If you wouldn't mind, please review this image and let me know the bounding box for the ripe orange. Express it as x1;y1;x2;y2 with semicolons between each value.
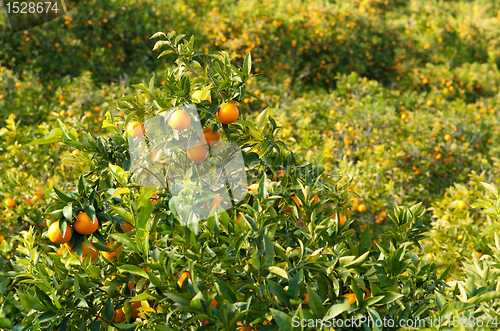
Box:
126;122;145;139
380;211;387;218
177;271;190;287
343;293;356;305
0;235;4;244
122;300;144;320
122;220;134;232
169;109;191;130
276;169;286;178
150;148;159;162
217;103;239;124
48;221;73;244
209;196;221;210
102;242;121;261
74;212;99;235
151;193;158;206
313;194;319;204
358;204;367;212
65;241;99;262
187;144;207;162
291;195;301;208
334;213;347;227
444;134;452;142
236;322;252;331
303;293;309;304
201;127;221;146
457;200;467;210
5;198;15;209
113;309;126;323
26;198;33;206
35;193;43;201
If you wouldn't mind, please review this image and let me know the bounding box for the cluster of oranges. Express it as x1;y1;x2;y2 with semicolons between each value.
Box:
127;97;239;163
47;212;100;261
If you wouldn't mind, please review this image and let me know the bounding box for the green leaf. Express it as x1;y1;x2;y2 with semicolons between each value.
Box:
109;233;140;254
268;266;288;279
267;279;290;307
117;265;149;279
375;292;404;305
481;182;498;197
307;284;325;318
62;203;73;221
270;309;292;331
325;303;354;318
256;108;269;129
287;269;303;300
439;302;475;321
109;164;127;187
111;188;131;199
130;293;158;302
243;53;252;77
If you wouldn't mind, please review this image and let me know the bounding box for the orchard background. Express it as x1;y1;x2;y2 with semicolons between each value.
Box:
1;0;500;330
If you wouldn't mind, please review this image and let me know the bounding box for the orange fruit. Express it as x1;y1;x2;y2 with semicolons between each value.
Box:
122;220;134;232
358;285;371;299
217;103;239;124
169;109;191;130
201;127;221;146
26;198;33;206
457;200;467;210
209;196;221;210
74;212;99;235
102;242;121;261
303;293;309;304
122;301;143;320
343;293;356;305
4;198;15;209
48;221;73;244
0;235;4;244
150;148;159;162
444;134;452;142
276;169;286;178
35;193;43;201
113;309;126;323
236;322;252;331
177;271;190;287
151;193;158;206
334;213;347;227
358;204;367;213
56;245;67;256
187;144;207;162
313;194;319;204
291;195;301;208
126;122;145;139
380;211;387;218
65;241;99;262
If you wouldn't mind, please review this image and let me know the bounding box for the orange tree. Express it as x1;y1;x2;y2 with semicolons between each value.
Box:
0;32;480;330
